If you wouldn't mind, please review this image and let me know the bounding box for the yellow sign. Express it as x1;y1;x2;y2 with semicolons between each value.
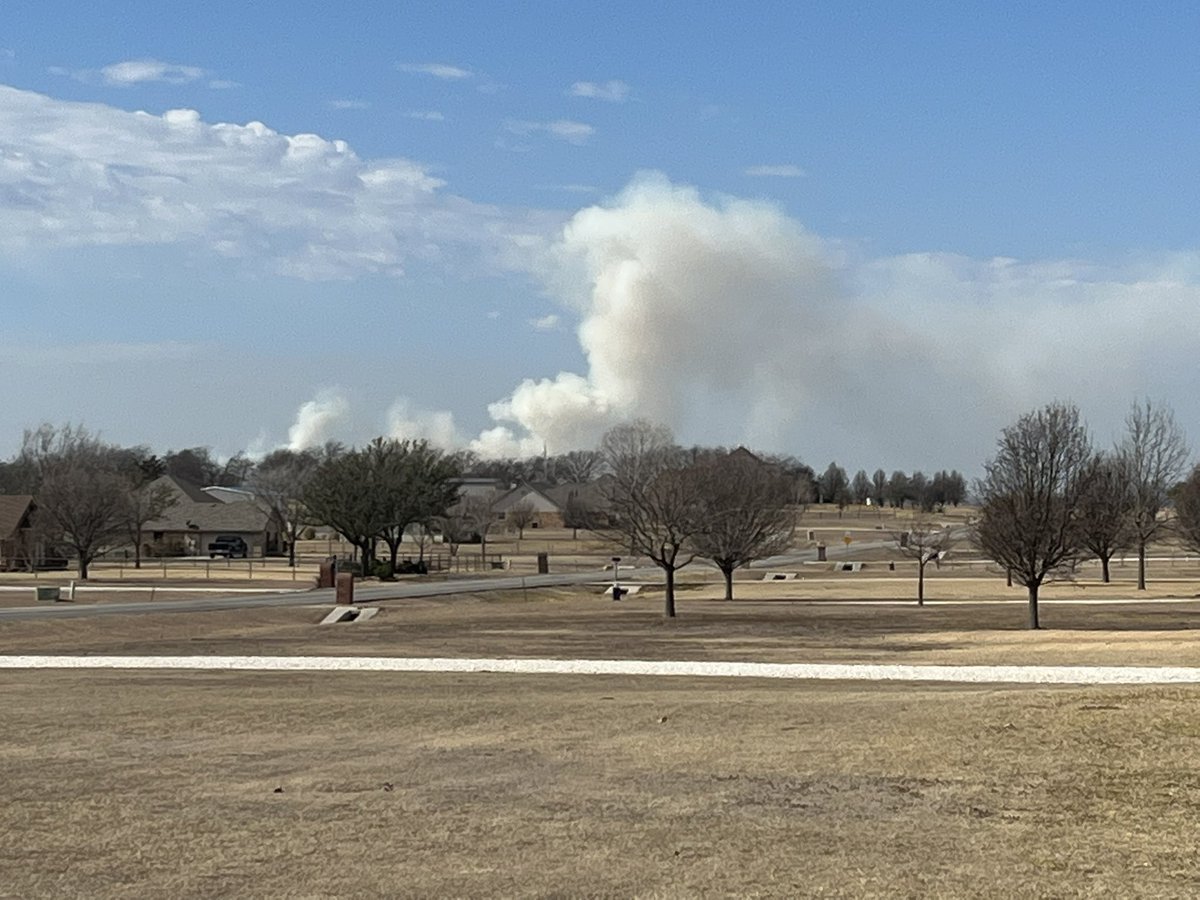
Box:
843;534;852;546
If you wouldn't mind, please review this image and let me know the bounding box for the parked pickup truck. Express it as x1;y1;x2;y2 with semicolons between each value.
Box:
208;535;249;559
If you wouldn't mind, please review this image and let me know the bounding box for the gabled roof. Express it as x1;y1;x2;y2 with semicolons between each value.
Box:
143;476;271;533
494;483;560;514
166;475;222;505
0;495;34;539
541;480;611;510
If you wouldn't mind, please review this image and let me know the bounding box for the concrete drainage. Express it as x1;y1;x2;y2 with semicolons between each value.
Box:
319;606;380;626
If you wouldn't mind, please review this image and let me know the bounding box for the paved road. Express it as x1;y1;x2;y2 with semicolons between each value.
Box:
0;538;891;623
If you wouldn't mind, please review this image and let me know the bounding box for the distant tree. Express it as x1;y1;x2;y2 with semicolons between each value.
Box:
974;402;1095;629
895;519;955;605
508;500;536;539
887;471;910;509
216;452;255;487
562;493;596;539
555;449;605;483
123;476;177;570
437;510;473;558
1171;464;1200;559
943;470;967;506
22;425;131;579
459;491;500;561
851;470;871;506
249;448;320;567
0;455;37;494
818;462;848;506
910;471;933;512
371;439;461;571
601;420;704;618
765;455;816;507
692;453;796;601
871;469;888;508
302;445;389;575
1117;399;1190;591
163;447;222;485
1075;453;1135;583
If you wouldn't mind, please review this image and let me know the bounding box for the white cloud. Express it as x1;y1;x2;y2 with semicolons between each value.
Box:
207;79;240;90
405;110;445;121
504;119;594;145
99;59;206;86
529;313;560;331
397;62;471;80
329;98;370;110
744;164;805;178
0;84;512;280
569;80;629;102
287;389;349;450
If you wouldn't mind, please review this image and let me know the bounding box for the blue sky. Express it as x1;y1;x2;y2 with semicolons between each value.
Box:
2;2;1199;472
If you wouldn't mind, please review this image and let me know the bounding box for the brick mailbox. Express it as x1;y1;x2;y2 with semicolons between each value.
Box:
335;572;355;605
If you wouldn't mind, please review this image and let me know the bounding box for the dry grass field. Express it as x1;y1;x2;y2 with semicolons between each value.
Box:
6;584;1200;897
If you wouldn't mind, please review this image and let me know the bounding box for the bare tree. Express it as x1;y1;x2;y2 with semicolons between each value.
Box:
894;519;955;605
437;512;471;558
123;478;177;570
1171;464;1200;557
460;491;499;562
974;403;1095;629
601;421;704;618
851;470;871;506
1075;453;1134;583
887;471;910;509
22;425;131;579
692;453;796;601
249;449;319;567
562;493;595;539
507;500;536;539
556;449;605;483
1117;399;1190;590
818;462;848;507
871;469;888;508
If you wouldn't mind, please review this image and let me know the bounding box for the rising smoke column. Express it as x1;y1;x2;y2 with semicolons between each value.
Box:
480;174;852;454
286;389;349;450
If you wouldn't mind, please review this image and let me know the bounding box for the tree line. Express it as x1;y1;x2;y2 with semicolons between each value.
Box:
976;399;1197;628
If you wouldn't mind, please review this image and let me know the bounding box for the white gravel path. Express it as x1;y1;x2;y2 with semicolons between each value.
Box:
3;655;1200;684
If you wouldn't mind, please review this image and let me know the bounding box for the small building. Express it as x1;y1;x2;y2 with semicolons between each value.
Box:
0;494;36;571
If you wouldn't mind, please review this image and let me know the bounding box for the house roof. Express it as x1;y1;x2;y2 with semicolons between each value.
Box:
541;480;611;510
494;484;560;514
143;476;271;533
0;495;34;539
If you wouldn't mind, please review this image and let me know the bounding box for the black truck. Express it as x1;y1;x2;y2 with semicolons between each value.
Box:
208;535;249;558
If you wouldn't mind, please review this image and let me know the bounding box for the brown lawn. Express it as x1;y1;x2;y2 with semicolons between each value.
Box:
4;590;1200;897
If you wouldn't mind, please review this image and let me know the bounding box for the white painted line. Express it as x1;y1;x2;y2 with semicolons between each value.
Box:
2;655;1200;684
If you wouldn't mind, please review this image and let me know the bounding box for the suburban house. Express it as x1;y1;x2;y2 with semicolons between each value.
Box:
493;484;564;529
491;480;612;531
139;475;279;557
0;494;36;570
